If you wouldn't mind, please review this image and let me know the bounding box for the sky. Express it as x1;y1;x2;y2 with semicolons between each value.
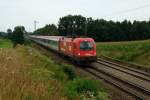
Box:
0;0;150;32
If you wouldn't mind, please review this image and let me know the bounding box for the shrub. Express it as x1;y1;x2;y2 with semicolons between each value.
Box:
62;64;76;80
96;91;110;100
64;78;104;99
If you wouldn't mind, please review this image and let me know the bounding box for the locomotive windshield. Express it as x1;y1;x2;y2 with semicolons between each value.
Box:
80;41;94;50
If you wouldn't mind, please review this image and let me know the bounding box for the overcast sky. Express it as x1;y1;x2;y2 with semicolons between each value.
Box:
0;0;150;32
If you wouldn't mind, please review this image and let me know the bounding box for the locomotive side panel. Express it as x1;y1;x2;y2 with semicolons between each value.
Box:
60;38;74;57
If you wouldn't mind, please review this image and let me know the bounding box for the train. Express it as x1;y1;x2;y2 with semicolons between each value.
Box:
30;35;97;63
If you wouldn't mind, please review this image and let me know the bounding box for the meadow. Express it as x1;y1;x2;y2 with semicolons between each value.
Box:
96;40;150;69
0;38;12;48
0;44;109;100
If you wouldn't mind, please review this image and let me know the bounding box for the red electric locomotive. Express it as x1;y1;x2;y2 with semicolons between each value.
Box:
30;35;97;63
59;37;97;63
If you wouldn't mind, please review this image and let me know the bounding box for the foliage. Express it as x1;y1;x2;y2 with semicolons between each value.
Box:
33;24;59;36
87;19;150;42
96;92;110;100
64;78;104;99
12;26;25;47
57;15;150;41
58;15;86;37
0;32;7;38
62;64;76;80
31;14;150;41
7;29;13;39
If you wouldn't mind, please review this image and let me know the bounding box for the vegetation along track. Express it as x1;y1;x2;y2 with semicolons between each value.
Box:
31;42;150;99
85;58;150;100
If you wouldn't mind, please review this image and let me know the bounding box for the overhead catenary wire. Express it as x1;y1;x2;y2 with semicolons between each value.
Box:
102;3;150;18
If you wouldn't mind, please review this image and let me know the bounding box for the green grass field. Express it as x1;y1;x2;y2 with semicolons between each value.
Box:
0;38;12;48
96;40;150;69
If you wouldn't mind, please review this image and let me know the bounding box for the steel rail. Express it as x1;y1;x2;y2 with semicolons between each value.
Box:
85;66;150;100
97;59;150;83
98;57;150;77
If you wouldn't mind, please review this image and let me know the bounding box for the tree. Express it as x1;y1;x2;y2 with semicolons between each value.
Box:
58;15;86;37
33;24;59;36
7;29;13;39
12;26;25;47
0;32;7;38
34;14;150;42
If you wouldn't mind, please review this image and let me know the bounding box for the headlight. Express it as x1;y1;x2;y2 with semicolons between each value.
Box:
78;53;80;56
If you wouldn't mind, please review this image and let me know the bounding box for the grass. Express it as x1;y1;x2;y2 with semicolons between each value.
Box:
64;78;107;99
0;45;65;100
96;40;150;69
0;45;110;100
0;38;12;48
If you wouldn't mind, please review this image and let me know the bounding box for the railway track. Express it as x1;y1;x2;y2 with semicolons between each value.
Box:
100;56;150;73
98;58;150;77
97;58;150;82
85;59;150;100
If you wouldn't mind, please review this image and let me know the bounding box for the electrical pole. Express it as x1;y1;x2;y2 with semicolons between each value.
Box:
34;20;38;31
85;19;87;37
72;21;75;38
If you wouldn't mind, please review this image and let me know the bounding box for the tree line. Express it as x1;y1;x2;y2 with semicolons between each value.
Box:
0;32;7;38
34;24;59;36
5;15;150;43
33;15;150;42
87;19;150;41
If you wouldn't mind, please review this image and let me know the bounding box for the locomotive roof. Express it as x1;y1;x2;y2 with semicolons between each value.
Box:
73;38;94;42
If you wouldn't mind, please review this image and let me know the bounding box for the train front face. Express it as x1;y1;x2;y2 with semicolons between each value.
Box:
74;38;97;63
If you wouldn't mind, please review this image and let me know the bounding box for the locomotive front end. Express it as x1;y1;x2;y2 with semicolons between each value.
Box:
74;38;97;63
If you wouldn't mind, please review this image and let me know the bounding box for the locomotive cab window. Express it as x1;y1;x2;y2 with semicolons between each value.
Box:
80;41;94;50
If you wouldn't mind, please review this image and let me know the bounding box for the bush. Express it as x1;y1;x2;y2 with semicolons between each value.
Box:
12;26;25;47
64;78;104;99
62;64;76;80
96;92;110;100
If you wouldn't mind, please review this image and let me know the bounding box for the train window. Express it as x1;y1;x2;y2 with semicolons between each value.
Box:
80;41;94;50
